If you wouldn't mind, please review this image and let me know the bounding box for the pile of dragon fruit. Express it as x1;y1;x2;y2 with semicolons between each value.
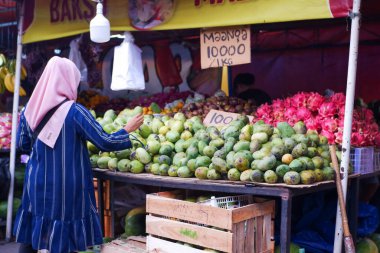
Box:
0;113;13;150
255;92;380;147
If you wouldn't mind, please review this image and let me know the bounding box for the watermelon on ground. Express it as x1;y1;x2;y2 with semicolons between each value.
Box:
357;238;379;253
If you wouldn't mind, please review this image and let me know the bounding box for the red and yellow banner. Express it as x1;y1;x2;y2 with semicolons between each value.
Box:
22;0;351;44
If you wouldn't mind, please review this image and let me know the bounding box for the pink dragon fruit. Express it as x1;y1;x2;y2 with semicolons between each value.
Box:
284;97;293;108
271;99;284;110
351;132;366;147
307;92;325;112
335;130;343;144
321;130;336;144
374;133;380;147
291;92;309;107
330;93;346;107
339;106;345;118
296;107;312;120
304;117;321;131
256;104;272;118
273;110;285;122
284;107;298;120
319;102;338;118
370;122;379;133
254;90;380;147
321;118;338;132
363;108;375;121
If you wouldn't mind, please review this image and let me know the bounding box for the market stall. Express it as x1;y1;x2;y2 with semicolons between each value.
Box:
4;0;380;252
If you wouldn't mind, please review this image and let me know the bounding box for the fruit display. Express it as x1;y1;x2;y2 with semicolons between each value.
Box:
88;109;348;185
79;90;190;116
94;98;131;114
128;90;193;108
0;53;27;96
77;90;110;109
181;91;256;119
255;91;380;147
0;113;13;150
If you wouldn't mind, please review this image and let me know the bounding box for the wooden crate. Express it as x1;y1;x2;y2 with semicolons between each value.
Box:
146;191;275;253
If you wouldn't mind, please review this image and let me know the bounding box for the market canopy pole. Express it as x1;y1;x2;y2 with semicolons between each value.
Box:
6;0;24;241
333;0;362;252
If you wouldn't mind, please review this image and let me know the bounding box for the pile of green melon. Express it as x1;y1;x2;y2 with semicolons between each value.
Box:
89;110;351;185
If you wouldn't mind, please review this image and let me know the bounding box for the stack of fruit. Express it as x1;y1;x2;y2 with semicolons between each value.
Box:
181;95;256;119
255;91;380;147
88;108;348;185
0;113;13;150
0;53;27;96
77;90;109;109
128;90;192;108
142;101;185;115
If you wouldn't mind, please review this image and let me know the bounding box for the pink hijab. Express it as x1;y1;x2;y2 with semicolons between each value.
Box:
24;56;81;148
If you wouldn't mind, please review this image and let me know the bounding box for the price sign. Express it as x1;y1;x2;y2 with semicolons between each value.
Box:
203;110;254;127
200;26;251;69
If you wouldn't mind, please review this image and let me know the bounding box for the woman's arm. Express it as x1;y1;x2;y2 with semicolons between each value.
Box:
74;104;142;152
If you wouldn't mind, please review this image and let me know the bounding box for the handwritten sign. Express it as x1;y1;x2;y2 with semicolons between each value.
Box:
203;110;254;127
200;26;251;69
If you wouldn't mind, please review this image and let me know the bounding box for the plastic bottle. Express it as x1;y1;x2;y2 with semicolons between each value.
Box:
299;249;305;253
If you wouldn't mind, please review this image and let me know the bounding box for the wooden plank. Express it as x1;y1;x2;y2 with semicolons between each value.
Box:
232;224;238;253
255;217;263;253
146;215;233;253
147;236;206;253
245;219;255;253
147;194;233;230
232;201;275;224
270;213;275;252
235;222;245;253
105;180;110;209
264;214;272;251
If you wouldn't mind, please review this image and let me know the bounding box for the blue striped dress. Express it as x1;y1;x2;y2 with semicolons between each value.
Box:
13;103;132;253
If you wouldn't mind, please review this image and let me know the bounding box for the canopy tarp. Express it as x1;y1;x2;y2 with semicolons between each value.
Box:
22;0;352;44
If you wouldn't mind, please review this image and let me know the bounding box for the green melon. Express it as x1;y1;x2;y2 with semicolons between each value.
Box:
357;238;379;253
123;206;146;237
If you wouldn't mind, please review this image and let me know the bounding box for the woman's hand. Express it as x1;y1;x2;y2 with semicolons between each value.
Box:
124;114;144;133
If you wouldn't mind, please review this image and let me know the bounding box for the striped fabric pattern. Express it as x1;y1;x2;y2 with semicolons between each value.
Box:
13;103;132;253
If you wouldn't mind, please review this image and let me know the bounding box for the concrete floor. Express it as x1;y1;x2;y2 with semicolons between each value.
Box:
0;241;19;253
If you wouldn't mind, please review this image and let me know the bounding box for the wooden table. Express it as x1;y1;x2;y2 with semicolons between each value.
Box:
92;169;362;253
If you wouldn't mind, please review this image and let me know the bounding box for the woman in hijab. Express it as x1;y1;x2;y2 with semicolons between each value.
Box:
13;57;143;253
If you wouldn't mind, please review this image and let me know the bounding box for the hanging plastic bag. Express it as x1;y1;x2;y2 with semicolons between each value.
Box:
68;37;87;82
111;32;145;91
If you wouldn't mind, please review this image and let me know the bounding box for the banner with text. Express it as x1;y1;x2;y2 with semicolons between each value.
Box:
23;0;351;44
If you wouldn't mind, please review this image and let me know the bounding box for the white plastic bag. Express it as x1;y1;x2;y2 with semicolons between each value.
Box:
68;37;87;83
111;32;145;91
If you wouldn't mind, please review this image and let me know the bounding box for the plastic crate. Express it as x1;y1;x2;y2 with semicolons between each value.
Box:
199;195;254;209
146;191;275;253
350;147;374;174
374;149;380;172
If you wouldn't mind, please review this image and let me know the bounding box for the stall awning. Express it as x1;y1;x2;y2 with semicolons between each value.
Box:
22;0;352;44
